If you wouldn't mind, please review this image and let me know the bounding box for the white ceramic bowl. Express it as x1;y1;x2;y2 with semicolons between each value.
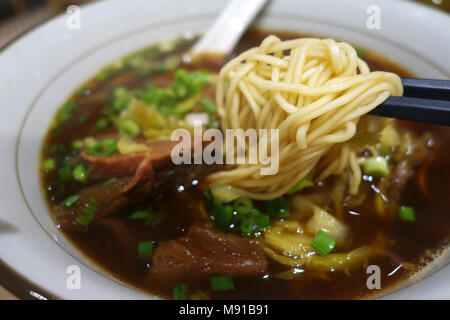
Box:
0;0;449;299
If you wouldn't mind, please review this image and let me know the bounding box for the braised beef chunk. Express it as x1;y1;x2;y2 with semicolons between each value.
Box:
52;177;134;230
52;148;219;231
387;133;432;212
146;223;268;289
81;140;179;178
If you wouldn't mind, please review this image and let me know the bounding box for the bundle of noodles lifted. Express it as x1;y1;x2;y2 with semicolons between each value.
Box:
205;36;405;277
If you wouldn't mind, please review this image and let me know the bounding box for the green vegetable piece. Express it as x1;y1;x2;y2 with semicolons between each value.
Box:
210;199;233;231
191;70;211;86
72;140;84;149
58;166;72;181
265;197;290;217
95;118;108;131
112;87;133;111
233;196;253;216
398;206;416;222
73;164;88;182
240;209;270;236
310;230;336;255
173;283;189;300
75;197;100;226
137;241;154;260
362;156;389;177
209;276;234;291
119;119;140;138
129;210;149;220
43;158;56;171
200;98;217;114
62;195;80;208
356;47;368;58
85;139;118;157
58;101;76;121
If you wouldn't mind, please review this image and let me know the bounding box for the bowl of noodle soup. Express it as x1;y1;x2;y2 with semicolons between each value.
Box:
0;0;449;300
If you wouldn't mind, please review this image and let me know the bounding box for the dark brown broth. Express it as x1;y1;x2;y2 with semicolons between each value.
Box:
41;29;450;299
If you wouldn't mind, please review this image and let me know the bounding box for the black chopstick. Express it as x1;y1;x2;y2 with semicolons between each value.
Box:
369;78;450;126
401;77;450;101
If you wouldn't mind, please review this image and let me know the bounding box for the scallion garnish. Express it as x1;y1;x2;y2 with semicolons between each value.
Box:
73;164;88;182
265;197;290;218
239;209;270;236
209;276;234;291
362;156;389;177
58;101;76;122
398;206;415;222
173;283;189;300
75;197;100;226
58;166;72;181
62;194;80;208
85;139;118;157
200;98;217;114
72;139;84;149
137;241;154;260
233;196;253;216
129;210;149;220
119;119;140;138
310;230;336;255
95;118;108;131
43;158;56;171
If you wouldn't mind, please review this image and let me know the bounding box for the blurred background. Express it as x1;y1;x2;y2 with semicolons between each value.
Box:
0;0;448;49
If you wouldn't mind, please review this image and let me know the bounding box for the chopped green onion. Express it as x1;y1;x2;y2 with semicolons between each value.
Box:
173;69;198;97
159;55;180;72
209;276;234;291
191;70;211;86
265;197;290;218
75;197;100;226
58;166;72;181
43;158;56;171
200;98;217;114
72;139;84;149
376;143;392;160
240;209;270;236
112;87;133;111
137;241;154;260
287;178;313;195
129;210;149;220
398;206;415;222
62;194;80;208
362;156;389;177
95;118;108;131
84;137;97;148
210;199;234;231
173;283;189;300
173;93;200;116
310;230;336;255
233;196;253;216
119;119;140;138
73;164;88;182
356;47;368;58
85;139;118;157
58;101;76;121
